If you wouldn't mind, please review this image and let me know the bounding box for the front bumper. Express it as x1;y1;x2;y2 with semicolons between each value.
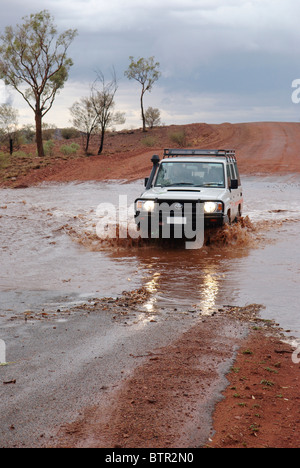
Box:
134;199;225;238
203;212;225;227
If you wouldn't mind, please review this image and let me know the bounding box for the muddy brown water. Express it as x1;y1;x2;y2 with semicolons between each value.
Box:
1;175;300;340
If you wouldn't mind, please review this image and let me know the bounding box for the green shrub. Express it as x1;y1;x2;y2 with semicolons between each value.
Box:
44;140;55;156
12;151;30;159
169;130;187;147
43;128;56;141
141;136;157;147
0;152;9;169
61;127;80;139
18;125;35;144
60;142;80;155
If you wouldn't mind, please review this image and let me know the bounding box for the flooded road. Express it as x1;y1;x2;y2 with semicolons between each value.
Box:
1;175;300;338
1;174;300;448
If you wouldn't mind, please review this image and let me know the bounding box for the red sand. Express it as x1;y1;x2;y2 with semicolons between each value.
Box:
4;122;300;188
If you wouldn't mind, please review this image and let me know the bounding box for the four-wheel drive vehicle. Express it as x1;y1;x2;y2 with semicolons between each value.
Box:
134;149;243;238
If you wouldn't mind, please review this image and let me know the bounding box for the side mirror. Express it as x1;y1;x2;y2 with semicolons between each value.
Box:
144;177;149;187
230;179;238;190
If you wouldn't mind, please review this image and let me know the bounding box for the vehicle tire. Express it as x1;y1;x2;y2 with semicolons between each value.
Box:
224;210;231;225
233;206;242;223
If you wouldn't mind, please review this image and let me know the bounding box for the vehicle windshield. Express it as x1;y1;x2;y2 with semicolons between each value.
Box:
155;162;225;188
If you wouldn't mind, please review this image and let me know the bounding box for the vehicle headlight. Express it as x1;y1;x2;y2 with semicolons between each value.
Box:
144;200;155;212
136;200;155;212
204;202;222;214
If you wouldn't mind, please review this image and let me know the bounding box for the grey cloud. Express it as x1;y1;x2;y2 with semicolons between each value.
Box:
0;0;299;126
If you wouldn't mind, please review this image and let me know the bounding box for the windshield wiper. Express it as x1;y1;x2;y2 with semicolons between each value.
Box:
163;182;197;187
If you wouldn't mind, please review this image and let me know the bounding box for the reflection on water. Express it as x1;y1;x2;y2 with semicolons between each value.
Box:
117;243;248;321
1;176;300;338
201;271;220;315
144;273;160;313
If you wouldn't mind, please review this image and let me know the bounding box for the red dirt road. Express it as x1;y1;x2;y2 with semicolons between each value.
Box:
7;121;300;188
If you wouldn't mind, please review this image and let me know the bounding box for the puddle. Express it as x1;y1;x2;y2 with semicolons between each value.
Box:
1;176;300;338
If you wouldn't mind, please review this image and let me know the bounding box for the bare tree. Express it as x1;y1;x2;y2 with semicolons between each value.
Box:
124;56;161;132
0;103;18;154
70;97;99;154
91;71;125;155
0;10;77;157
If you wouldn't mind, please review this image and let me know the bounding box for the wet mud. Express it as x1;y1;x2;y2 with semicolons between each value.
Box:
209;329;300;448
52;302;297;449
54;313;248;448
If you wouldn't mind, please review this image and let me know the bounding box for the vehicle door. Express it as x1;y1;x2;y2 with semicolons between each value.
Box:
227;161;239;220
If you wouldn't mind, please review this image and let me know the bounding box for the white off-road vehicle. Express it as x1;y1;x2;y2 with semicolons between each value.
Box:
134;149;243;239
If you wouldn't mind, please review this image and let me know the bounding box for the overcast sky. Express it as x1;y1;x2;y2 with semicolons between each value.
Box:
1;0;300;129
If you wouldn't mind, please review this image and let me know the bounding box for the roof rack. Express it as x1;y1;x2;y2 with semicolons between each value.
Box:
163;149;236;160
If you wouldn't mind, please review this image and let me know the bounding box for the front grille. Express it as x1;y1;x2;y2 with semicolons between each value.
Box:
156;199;199;215
154;199;202;235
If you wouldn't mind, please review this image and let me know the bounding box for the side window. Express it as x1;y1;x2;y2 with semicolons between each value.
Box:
226;163;231;188
234;162;241;186
229;162;236;179
227;161;240;187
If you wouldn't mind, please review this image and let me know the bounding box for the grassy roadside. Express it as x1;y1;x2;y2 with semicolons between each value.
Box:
0;143;81;186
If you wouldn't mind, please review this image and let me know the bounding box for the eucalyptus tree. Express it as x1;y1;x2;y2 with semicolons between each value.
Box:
0;10;77;156
125;56;161;132
0;104;18;153
145;106;161;129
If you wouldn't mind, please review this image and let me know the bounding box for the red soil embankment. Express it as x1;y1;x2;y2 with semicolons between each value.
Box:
4;121;300;188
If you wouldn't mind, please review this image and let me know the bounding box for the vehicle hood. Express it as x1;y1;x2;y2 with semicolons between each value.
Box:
138;186;227;201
